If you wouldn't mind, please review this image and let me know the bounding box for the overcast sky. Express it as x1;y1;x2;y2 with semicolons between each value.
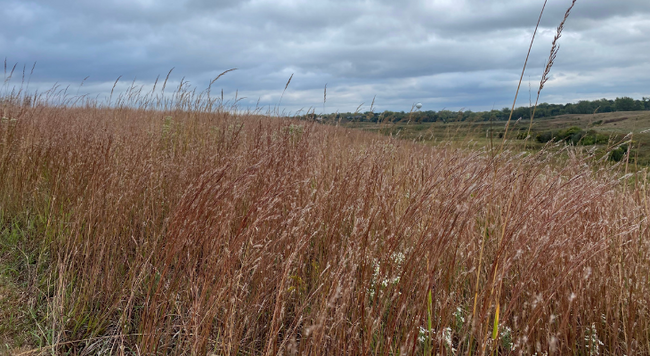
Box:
2;0;649;113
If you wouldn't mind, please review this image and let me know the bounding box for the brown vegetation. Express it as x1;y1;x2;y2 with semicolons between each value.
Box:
2;1;649;354
603;117;629;125
1;96;649;355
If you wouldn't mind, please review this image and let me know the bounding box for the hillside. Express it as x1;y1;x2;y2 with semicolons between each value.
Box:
345;110;650;165
1;99;649;355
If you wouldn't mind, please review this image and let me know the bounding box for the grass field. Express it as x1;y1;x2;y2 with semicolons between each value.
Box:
1;92;650;355
5;0;650;353
343;110;650;165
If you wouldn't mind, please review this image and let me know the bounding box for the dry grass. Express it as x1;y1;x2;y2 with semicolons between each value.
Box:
1;92;649;355
2;2;649;353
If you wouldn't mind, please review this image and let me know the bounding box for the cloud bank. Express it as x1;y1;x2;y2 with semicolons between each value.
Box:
2;0;649;113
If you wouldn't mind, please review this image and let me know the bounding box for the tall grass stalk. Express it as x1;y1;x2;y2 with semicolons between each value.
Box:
525;0;578;142
499;0;548;150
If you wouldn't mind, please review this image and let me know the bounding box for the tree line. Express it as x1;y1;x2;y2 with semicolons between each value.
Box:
315;96;650;123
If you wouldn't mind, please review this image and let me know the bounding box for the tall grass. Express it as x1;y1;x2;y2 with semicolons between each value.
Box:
2;1;650;353
1;84;649;354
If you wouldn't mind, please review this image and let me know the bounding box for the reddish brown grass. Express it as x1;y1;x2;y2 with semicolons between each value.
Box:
1;94;649;355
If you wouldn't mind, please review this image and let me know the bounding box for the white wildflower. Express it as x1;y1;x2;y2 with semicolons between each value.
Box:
585;322;603;356
418;326;434;343
454;307;465;324
441;327;456;354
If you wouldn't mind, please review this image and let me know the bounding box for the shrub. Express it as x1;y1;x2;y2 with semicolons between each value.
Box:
609;143;629;162
536;130;554;143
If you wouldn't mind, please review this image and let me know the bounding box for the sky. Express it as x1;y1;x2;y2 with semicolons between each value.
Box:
2;0;649;114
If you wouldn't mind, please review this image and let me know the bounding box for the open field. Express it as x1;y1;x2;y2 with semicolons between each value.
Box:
525;111;650;133
1;98;650;355
343;110;650;165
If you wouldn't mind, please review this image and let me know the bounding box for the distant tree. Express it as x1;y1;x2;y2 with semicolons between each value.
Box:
366;96;648;126
438;110;455;123
382;111;395;122
615;97;643;111
593;98;614;113
512;106;530;121
573;100;597;114
500;107;511;119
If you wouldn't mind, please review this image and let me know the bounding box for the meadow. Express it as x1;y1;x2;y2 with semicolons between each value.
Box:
343;109;650;165
1;85;650;355
2;1;650;353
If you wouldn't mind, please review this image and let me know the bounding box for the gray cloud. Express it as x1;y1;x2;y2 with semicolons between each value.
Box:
1;0;649;113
